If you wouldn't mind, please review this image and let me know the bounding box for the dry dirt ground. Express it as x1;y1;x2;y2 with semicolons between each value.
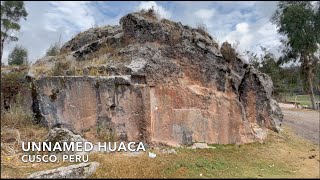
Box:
279;103;320;145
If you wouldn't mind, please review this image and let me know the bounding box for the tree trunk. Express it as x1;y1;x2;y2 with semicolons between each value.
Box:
1;29;9;64
302;53;317;110
307;68;317;110
0;38;3;63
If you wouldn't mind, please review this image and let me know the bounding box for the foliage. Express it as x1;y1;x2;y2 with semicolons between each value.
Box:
8;45;28;65
259;47;285;96
220;41;237;63
271;1;319;58
46;42;60;56
51;61;71;76
140;7;159;20
246;50;260;69
1;92;33;128
247;47;285;97
280;65;304;95
1;71;27;88
247;46;319;101
1;70;29;111
271;1;320;109
46;36;62;56
0;1;28;61
196;23;209;36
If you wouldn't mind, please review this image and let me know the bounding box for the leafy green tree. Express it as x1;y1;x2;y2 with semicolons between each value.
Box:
259;47;285;97
271;1;320;109
8;45;28;65
1;1;28;62
247;47;284;98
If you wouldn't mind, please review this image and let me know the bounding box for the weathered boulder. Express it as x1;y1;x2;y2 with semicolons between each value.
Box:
28;162;99;179
161;148;177;154
191;143;210;149
46;128;88;155
28;10;283;146
46;128;87;142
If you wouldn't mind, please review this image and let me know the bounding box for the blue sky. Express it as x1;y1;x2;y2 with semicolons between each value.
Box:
2;1;284;64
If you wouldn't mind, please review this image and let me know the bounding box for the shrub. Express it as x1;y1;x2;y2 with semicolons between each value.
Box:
51;61;71;76
1;71;29;110
1;93;33;129
46;42;60;56
8;45;28;66
220;41;237;63
196;23;209;36
140;7;159;20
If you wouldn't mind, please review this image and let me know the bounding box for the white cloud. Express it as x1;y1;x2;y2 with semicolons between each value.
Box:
224;29;253;53
236;22;249;33
2;1;123;64
137;1;171;19
45;1;96;36
194;9;215;20
222;21;281;58
2;1;284;65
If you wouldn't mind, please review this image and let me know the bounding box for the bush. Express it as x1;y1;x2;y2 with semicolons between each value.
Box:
140;7;160;20
46;42;60;56
220;41;237;63
8;45;28;65
1;93;33;129
1;71;29;110
196;23;209;36
51;61;71;76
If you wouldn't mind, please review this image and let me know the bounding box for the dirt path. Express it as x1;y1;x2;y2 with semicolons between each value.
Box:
279;103;320;144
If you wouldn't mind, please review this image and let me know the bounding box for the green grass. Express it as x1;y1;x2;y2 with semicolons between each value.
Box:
161;143;294;178
283;94;320;107
88;128;319;178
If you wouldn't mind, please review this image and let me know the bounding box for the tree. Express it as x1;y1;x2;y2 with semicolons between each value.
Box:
271;1;320;109
247;47;284;98
259;47;285;96
8;45;28;65
1;1;28;62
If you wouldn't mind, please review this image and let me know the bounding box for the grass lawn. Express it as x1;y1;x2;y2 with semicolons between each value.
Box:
1;127;319;178
283;94;320;107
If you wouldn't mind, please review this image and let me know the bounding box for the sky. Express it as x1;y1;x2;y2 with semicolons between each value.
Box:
2;1;284;65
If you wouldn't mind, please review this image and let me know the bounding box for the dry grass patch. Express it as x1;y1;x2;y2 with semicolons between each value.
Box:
1;155;73;178
1;95;50;178
1;125;319;178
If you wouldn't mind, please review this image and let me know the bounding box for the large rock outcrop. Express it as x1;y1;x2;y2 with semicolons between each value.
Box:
28;10;283;146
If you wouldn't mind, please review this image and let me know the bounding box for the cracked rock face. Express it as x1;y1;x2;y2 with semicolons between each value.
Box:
29;11;283;145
